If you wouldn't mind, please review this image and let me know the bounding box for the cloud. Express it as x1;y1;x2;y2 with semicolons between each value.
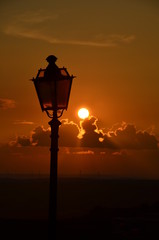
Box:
29;121;80;147
9;117;159;150
59;119;80;147
72;150;94;155
16;136;31;147
0;98;15;109
3;10;135;48
14;120;34;125
16;10;58;24
31;126;50;146
109;123;158;149
112;150;127;156
94;34;136;46
9;135;31;147
5;28;135;48
74;117;158;149
79;116;108;147
78;116;115;148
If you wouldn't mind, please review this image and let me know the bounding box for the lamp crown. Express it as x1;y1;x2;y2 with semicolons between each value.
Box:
46;55;57;64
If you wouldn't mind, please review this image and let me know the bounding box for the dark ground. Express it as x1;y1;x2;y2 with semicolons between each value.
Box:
0;177;159;239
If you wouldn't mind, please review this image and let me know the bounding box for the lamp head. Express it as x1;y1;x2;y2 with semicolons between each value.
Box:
32;56;75;115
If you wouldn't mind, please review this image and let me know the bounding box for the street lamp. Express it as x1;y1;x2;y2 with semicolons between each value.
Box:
32;55;74;239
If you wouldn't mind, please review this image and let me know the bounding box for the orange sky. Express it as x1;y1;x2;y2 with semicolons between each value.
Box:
0;0;159;178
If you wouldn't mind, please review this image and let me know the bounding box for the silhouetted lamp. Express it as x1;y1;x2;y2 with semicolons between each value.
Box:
33;55;73;117
32;55;75;240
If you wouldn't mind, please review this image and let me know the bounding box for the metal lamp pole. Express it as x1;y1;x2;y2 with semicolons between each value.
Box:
48;110;61;239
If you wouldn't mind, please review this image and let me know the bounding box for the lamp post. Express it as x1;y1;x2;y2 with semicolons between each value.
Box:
32;55;74;239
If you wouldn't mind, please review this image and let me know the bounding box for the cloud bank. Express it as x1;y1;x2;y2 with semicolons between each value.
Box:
11;117;158;150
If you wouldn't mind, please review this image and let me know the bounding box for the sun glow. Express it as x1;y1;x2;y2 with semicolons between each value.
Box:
78;108;89;119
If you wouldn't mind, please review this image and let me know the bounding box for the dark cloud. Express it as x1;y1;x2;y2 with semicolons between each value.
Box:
12;120;80;147
59;119;80;147
9;117;159;150
16;136;31;146
109;124;158;149
80;117;115;148
9;136;31;147
78;118;158;149
31;126;50;146
80;117;103;147
30;120;80;147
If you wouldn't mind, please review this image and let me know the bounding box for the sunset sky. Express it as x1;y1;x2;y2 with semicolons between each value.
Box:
0;0;159;178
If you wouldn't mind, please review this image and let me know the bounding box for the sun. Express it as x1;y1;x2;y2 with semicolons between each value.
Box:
78;108;89;119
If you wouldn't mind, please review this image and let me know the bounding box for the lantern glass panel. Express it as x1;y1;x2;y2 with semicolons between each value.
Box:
60;68;68;77
56;79;72;109
38;69;45;78
34;80;55;110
